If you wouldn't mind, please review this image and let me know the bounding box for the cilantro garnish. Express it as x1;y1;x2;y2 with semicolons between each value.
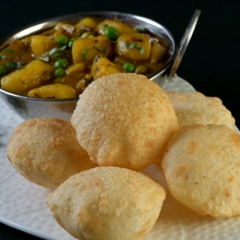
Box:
125;42;144;55
82;49;89;60
92;46;108;56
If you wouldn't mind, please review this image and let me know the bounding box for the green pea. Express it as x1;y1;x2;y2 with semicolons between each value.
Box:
0;65;8;75
68;37;77;47
57;35;69;45
54;58;69;69
104;26;119;41
54;68;65;78
123;63;135;72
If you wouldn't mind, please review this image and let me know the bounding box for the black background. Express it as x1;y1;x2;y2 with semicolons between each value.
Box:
1;0;240;239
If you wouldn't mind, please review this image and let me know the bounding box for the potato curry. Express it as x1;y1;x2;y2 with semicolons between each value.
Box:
0;17;170;99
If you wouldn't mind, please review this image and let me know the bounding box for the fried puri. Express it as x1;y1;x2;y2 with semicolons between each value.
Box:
165;91;235;130
47;166;166;240
161;124;240;219
7;117;96;189
71;73;179;170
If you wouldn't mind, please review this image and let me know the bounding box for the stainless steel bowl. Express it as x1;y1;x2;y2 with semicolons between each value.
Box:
0;11;176;120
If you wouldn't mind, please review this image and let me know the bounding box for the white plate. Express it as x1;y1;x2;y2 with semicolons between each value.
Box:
1;76;239;240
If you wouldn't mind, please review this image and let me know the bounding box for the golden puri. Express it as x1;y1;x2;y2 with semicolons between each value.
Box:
161;124;240;219
71;73;179;170
7;117;96;189
47;166;166;240
165;91;235;130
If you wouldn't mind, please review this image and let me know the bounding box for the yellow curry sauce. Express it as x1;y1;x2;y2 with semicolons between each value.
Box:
0;17;170;99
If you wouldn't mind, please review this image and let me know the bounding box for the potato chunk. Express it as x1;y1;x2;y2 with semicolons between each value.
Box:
65;62;86;74
52;22;75;39
75;17;98;32
116;33;151;60
91;56;122;79
30;35;57;57
96;19;134;35
150;40;169;63
27;83;77;98
1;60;54;95
0;40;33;66
72;35;112;63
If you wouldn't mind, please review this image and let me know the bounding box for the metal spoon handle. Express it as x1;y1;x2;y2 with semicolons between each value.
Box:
168;9;201;80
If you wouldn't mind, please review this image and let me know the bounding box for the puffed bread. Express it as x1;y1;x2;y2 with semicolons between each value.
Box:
161;124;240;219
7;117;96;189
71;73;179;170
47;166;166;240
165;91;235;130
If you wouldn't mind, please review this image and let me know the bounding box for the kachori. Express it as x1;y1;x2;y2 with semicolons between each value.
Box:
165;91;235;130
71;73;179;170
7;117;96;189
161;124;240;219
47;166;166;240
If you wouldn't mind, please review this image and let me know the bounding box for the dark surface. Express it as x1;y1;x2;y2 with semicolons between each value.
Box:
0;0;240;239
